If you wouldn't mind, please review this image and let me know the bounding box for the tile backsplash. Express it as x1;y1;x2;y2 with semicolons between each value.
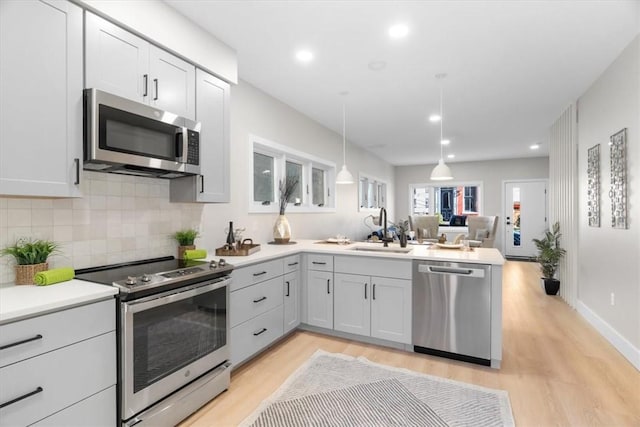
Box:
0;172;203;285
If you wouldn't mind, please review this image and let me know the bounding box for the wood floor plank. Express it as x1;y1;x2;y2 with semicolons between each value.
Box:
180;260;640;427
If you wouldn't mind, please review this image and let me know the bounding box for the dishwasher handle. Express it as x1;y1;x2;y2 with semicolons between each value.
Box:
418;264;486;278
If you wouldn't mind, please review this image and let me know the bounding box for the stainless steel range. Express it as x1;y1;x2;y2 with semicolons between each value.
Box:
76;256;233;427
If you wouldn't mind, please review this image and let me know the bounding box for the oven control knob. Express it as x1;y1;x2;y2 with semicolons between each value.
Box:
125;276;137;285
209;260;218;269
141;274;151;282
218;258;226;267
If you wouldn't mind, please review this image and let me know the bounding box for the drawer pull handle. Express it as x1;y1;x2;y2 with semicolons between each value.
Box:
373;284;376;300
364;283;368;300
0;387;43;409
253;296;267;303
285;281;290;297
312;261;327;265
253;328;267;336
287;262;299;266
327;279;330;294
0;334;43;350
253;271;267;277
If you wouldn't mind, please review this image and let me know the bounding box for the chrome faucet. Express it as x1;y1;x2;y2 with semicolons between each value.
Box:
379;207;393;247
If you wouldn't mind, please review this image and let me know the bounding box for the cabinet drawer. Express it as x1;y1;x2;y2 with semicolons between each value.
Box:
306;254;333;271
0;331;116;426
230;259;284;292
0;299;115;368
32;386;116;427
283;255;300;273
231;306;284;366
230;277;283;328
334;255;411;279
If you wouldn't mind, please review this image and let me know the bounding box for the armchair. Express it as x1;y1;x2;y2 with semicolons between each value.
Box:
465;216;499;248
408;215;440;243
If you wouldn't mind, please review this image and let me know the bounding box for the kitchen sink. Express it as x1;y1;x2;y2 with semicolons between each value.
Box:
348;245;413;254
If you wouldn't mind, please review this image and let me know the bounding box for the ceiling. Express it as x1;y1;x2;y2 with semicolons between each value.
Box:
166;0;639;166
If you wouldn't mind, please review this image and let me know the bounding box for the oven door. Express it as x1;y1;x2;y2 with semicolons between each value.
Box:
121;277;230;420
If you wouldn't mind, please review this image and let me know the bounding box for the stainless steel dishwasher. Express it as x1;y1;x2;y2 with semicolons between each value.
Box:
412;260;492;366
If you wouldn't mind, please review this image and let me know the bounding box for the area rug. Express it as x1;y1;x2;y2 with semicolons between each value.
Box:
240;350;514;427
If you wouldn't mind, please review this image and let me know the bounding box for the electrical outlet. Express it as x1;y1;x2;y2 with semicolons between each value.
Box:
610;292;615;306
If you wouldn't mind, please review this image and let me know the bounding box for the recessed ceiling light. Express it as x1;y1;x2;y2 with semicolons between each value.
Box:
368;60;387;71
447;154;455;159
429;114;441;122
295;50;313;63
388;24;409;39
530;144;540;150
441;139;450;145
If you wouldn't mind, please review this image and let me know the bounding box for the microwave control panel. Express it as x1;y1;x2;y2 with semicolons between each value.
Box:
187;130;200;165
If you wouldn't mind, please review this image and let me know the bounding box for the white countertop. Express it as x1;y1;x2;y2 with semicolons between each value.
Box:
208;239;505;268
0;279;118;325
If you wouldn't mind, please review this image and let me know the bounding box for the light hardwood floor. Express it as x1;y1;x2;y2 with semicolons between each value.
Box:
181;261;640;426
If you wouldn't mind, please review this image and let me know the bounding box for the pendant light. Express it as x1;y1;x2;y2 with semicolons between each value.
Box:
336;104;354;184
430;74;453;181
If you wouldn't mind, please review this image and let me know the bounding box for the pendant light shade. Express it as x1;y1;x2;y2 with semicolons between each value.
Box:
336;104;354;184
430;74;453;181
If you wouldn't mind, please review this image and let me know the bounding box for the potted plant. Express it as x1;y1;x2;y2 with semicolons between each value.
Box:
173;228;199;259
1;238;58;285
391;219;410;247
273;176;299;244
532;222;566;295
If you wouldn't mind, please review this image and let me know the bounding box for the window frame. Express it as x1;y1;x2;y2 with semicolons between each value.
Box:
358;173;388;212
408;181;483;219
249;134;336;213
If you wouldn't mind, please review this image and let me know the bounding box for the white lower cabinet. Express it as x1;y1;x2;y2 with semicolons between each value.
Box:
230;306;284;366
283;270;300;334
306;270;333;329
0;299;116;426
334;273;412;344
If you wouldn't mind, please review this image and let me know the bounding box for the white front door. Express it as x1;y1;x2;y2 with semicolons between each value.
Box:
504;180;548;258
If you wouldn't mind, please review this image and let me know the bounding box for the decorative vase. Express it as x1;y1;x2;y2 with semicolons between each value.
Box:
543;278;560;295
15;262;48;285
399;233;408;248
273;215;291;244
178;245;195;260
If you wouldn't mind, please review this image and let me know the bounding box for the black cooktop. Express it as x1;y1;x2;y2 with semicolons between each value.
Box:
76;256;233;300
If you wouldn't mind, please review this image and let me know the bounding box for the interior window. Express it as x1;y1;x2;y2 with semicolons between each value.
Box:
359;174;387;210
286;160;303;204
410;183;482;221
312;167;325;206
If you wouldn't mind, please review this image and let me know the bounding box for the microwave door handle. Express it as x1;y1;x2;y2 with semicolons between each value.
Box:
175;129;186;161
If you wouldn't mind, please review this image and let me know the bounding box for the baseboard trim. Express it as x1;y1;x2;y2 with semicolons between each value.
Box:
577;300;640;371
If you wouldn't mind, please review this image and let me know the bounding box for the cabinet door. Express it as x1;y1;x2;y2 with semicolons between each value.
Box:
85;12;148;103
334;273;370;336
0;0;83;197
370;277;412;344
283;270;300;334
170;69;230;202
149;46;196;119
306;270;333;329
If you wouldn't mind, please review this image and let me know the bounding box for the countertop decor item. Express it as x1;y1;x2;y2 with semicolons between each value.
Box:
1;238;59;285
216;239;261;256
532;222;566;295
34;267;75;286
273;176;299;244
183;249;207;260
172;228;200;259
391;220;410;248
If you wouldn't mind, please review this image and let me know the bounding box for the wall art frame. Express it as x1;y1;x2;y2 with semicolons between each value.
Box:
609;128;627;229
587;144;600;227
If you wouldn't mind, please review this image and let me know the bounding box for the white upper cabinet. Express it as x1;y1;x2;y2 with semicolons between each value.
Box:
0;0;83;197
170;69;230;203
85;12;196;120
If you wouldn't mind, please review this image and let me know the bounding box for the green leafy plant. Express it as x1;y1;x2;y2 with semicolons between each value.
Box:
532;222;566;278
391;219;410;236
1;238;58;265
173;229;199;246
278;176;300;215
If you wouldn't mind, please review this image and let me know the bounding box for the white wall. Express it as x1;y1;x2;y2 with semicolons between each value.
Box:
394;157;549;252
576;36;639;360
198;80;395;250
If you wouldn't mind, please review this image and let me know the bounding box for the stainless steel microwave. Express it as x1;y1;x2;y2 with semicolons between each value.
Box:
84;89;201;178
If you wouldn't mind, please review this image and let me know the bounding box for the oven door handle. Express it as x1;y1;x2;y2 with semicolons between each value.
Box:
125;278;230;313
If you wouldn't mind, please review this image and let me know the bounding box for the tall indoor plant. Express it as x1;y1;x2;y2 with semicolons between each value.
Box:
1;238;58;285
273;176;299;244
532;222;566;295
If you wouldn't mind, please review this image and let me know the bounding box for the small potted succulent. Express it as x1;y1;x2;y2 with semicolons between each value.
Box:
1;238;59;285
173;228;199;260
392;219;410;248
532;222;566;295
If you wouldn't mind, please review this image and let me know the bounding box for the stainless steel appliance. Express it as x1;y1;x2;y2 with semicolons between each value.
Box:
412;260;492;366
84;89;201;178
76;257;233;426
